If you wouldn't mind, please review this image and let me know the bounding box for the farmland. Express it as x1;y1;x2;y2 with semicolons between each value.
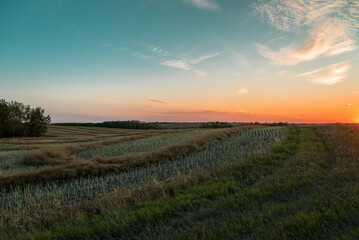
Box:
0;124;358;239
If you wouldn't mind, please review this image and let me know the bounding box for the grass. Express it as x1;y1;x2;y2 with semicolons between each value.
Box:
8;125;359;240
8;126;291;239
0;126;260;188
77;129;218;159
0;127;280;235
0;128;204;171
1;124;358;239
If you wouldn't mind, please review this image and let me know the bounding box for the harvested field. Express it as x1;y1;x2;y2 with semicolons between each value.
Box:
1;125;358;240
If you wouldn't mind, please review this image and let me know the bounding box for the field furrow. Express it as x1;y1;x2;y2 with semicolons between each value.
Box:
0;127;282;235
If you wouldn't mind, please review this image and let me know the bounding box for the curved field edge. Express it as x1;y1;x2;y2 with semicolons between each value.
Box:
0;127;281;236
0;126;171;151
14;125;359;240
76;129;218;160
0;126;261;188
21;129;196;166
9;126;294;240
0;129;214;171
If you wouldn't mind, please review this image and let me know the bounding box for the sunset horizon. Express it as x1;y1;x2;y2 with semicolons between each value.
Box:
1;0;358;123
2;1;359;238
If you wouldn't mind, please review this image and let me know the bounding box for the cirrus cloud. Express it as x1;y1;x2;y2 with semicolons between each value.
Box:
184;0;220;10
161;52;221;77
236;86;248;94
254;0;359;65
161;59;191;70
147;97;169;104
298;61;351;85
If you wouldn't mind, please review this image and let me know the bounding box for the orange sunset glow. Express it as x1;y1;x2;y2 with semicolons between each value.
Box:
1;0;358;123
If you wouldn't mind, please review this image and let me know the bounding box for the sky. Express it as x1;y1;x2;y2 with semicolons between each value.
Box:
0;0;358;123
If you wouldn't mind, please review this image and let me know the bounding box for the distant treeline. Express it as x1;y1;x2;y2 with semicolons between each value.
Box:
201;122;289;128
53;121;289;130
200;122;235;128
261;122;289;126
245;122;289;126
53;120;158;129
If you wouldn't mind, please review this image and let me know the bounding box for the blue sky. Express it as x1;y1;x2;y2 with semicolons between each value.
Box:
1;0;358;123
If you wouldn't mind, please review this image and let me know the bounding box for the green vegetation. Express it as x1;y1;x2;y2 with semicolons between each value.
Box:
0;99;51;138
0;124;358;239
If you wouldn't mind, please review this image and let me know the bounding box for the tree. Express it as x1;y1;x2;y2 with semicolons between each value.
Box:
0;99;51;137
25;107;52;137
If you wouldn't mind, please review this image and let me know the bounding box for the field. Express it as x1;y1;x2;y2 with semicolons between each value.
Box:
0;124;358;239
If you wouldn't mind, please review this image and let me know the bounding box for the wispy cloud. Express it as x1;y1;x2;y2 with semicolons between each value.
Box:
147;97;169;104
184;0;220;10
161;60;191;70
298;61;351;85
236;86;248;94
147;45;169;56
189;52;222;64
120;47;151;60
161;52;221;76
228;49;251;68
193;69;207;77
254;0;359;65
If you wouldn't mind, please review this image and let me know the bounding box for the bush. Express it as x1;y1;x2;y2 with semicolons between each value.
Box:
0;99;51;138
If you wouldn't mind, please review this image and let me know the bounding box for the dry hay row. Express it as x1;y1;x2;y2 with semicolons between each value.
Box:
0;129;184;152
0;126;262;189
20;130;184;167
47;126;143;135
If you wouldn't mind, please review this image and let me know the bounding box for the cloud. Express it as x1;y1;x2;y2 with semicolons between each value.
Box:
147;97;169;104
161;60;191;70
236;86;248;94
147;45;169;56
184;0;219;10
298;61;351;85
120;47;151;60
133;52;151;59
161;52;220;76
254;0;359;65
193;69;207;77
229;49;251;68
190;52;222;64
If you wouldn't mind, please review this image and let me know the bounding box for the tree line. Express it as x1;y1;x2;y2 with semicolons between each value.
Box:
0;100;51;138
54;120;158;129
200;122;234;128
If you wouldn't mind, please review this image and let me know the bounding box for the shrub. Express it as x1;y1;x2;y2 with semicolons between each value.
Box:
0;99;51;138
